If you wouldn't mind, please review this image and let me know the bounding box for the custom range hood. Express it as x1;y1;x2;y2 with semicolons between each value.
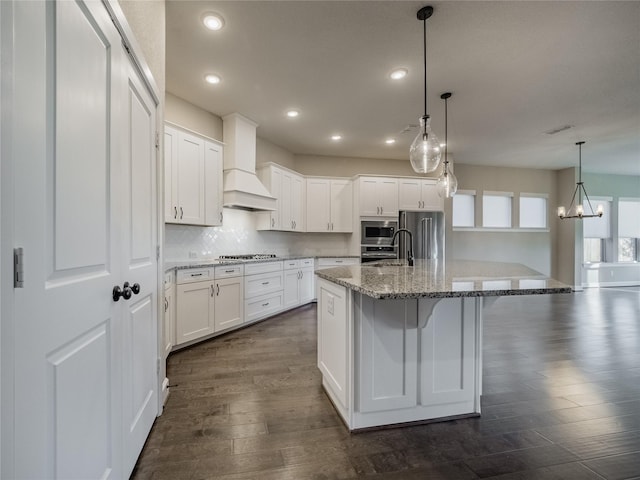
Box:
222;113;276;211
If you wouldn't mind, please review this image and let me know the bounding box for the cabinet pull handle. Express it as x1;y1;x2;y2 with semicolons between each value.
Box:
210;285;214;297
262;281;269;285
262;302;269;307
191;273;203;277
219;212;223;223
380;206;383;214
327;222;330;231
335;260;343;263
225;269;234;273
164;298;168;311
216;284;220;295
271;218;275;228
180;207;184;219
331;223;334;231
174;206;177;219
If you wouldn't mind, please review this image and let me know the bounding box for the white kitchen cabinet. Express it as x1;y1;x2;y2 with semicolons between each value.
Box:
165;124;223;226
244;261;285;323
283;258;315;308
163;271;175;360
398;178;443;211
256;164;305;231
306;178;353;232
316;257;360;269
176;279;215;345
358;176;399;217
214;276;244;332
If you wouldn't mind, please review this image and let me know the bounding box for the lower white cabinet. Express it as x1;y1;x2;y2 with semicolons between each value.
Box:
284;258;315;308
213;270;244;332
245;291;284;323
176;279;215;345
244;261;284;323
163;272;175;359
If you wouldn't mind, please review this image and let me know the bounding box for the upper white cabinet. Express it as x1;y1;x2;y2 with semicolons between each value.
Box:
306;178;353;232
398;178;443;212
257;164;305;231
358;176;399;217
164;124;223;226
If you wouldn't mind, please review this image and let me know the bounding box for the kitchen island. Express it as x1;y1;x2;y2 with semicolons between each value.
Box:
315;260;571;431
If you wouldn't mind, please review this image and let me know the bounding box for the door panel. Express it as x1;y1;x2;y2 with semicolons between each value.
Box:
48;323;111;480
53;0;109;274
122;58;158;475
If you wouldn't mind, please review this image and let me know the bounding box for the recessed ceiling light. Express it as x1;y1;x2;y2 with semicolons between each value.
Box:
202;13;225;31
286;110;299;118
204;74;221;85
385;138;396;145
331;135;342;141
389;68;408;80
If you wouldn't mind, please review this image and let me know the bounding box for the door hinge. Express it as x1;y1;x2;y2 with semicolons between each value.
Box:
14;247;24;288
155;131;160;150
156;245;160;261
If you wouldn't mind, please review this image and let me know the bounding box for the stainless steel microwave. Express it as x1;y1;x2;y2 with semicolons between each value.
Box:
361;220;397;245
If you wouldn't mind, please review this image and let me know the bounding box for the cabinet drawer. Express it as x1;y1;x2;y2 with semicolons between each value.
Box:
177;267;214;284
317;257;359;268
244;271;284;298
283;259;300;270
164;270;174;288
245;292;284;323
244;261;283;275
215;264;244;278
300;258;315;268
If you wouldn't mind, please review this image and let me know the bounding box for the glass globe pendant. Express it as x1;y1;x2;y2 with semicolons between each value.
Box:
410;115;441;173
437;163;458;197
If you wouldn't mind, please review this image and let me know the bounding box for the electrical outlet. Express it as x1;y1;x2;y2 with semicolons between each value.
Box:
189;251;197;259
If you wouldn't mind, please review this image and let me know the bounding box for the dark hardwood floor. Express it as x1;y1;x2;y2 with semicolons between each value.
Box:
132;287;640;479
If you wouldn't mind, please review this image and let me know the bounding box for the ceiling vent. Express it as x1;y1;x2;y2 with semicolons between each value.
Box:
544;124;574;135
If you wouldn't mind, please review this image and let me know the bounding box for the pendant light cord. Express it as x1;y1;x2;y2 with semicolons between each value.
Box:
444;96;448;168
423;17;427;117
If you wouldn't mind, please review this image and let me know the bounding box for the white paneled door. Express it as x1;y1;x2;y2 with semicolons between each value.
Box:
10;1;158;478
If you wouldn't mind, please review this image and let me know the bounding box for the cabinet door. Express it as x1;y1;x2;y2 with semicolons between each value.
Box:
164;127;178;222
359;177;379;216
283;269;301;309
204;141;223;226
378;178;399;217
291;174;304;231
214;277;243;332
299;267;315;304
280;171;293;230
269;167;282;230
398;179;423;211
176;131;205;225
330;180;353;232
420;179;443;211
176;281;214;344
306;178;331;232
163;286;174;358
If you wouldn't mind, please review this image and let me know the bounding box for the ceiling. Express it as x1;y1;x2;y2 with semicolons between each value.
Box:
166;1;640;175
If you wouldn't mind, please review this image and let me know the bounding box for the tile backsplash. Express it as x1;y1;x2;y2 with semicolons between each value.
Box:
164;208;352;261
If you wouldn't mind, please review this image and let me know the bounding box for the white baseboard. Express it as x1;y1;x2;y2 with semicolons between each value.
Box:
161;377;170;405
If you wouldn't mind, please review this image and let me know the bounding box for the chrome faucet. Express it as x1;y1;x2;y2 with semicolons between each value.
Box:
391;228;414;266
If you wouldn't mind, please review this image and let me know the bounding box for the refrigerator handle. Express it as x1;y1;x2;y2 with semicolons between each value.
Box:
425;217;432;260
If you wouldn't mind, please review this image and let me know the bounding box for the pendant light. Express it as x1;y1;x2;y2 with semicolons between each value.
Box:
409;6;441;174
436;92;458;198
557;141;604;219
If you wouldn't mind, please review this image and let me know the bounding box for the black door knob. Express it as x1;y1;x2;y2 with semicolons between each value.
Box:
131;283;141;295
113;284;132;302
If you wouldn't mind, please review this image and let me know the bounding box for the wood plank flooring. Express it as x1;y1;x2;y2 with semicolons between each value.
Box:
132;287;640;479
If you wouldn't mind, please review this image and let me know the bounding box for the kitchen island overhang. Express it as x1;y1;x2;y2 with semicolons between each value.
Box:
315;260;571;431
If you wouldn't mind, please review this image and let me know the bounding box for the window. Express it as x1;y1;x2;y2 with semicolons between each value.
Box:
452;191;475;227
519;194;547;228
583;199;611;264
618;198;640;262
482;192;512;228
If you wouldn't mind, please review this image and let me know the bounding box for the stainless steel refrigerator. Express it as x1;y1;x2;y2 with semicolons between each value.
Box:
398;211;445;261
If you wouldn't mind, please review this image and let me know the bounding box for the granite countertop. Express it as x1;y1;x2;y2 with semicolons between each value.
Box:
314;259;572;299
165;255;360;271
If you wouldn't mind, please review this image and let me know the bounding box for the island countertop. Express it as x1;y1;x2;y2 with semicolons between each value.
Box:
314;260;572;299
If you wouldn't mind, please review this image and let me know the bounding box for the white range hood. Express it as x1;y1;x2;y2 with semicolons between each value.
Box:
222;113;276;211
